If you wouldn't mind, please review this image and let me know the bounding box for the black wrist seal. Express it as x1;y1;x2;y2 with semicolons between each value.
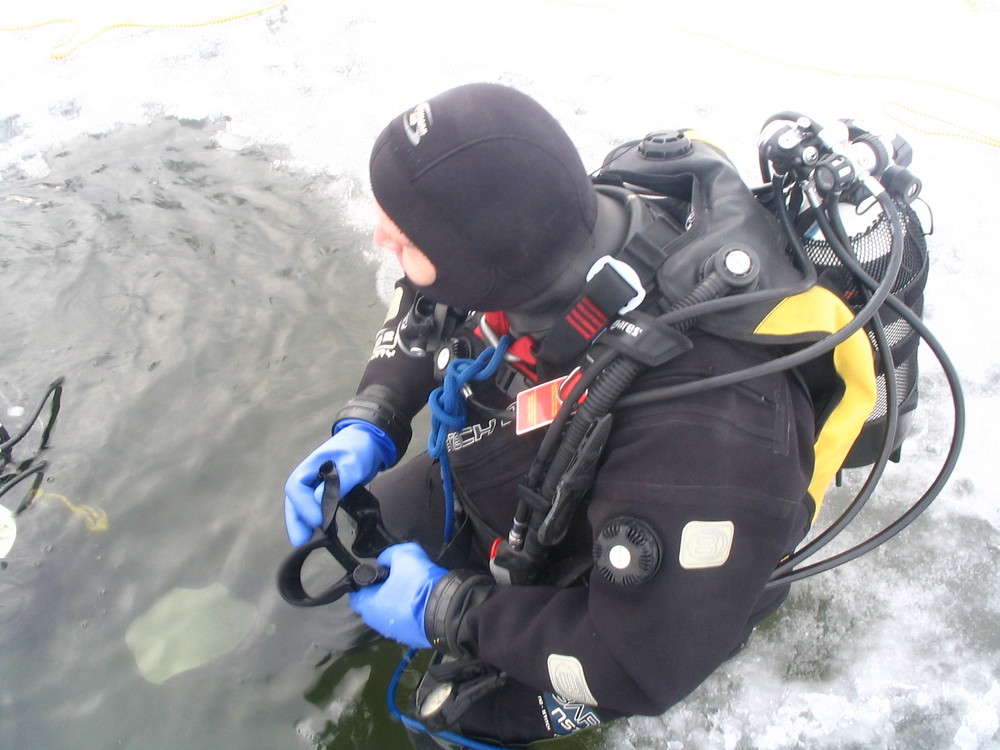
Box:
333;385;413;463
424;570;495;656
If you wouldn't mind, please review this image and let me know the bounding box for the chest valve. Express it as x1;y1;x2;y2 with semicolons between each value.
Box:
593;516;662;586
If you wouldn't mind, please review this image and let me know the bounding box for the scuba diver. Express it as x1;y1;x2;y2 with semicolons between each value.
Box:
280;83;961;748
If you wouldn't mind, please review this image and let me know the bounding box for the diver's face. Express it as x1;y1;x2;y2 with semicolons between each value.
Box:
373;204;437;287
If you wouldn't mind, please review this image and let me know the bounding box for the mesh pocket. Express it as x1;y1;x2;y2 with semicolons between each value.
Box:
803;199;928;466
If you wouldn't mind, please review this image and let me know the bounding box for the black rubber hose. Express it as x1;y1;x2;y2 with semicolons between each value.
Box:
770;193;900;580
0;378;64;454
0;461;47;509
615;189;904;411
767;192;965;585
536;264;745;501
539;355;643;500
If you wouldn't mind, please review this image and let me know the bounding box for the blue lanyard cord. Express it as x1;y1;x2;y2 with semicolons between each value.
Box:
387;650;508;750
427;337;510;543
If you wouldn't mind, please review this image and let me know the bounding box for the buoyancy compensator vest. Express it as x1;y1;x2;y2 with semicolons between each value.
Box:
491;115;963;590
594;129;880;516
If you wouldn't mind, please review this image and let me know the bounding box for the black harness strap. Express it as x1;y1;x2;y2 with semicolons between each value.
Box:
535;215;684;366
616;216;686;285
535;265;634;365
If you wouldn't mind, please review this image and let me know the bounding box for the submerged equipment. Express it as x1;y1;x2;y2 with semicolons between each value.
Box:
1;377;64;562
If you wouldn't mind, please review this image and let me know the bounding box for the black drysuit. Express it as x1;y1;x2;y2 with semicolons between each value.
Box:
349;271;817;744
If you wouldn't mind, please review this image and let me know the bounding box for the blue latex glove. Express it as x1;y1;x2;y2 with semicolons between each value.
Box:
283;420;397;546
349;542;447;649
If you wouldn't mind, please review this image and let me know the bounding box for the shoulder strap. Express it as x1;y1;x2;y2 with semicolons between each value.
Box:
536;211;684;366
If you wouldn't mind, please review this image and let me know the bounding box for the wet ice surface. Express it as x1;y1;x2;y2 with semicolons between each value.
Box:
2;2;999;749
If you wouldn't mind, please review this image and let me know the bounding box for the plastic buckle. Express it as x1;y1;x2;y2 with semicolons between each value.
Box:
586;256;646;314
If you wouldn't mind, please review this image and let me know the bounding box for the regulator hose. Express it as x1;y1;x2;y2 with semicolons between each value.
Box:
0;378;64;455
768;189;965;585
523;262;750;559
768;189;901;583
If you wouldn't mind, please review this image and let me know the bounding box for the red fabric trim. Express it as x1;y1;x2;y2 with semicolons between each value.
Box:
474;311;538;384
567;297;608;339
482;310;510;336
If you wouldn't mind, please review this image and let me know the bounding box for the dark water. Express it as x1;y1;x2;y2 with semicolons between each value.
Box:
0;117;464;750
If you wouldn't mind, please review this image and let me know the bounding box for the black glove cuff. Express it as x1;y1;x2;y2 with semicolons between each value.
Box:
333;385;413;463
424;570;495;656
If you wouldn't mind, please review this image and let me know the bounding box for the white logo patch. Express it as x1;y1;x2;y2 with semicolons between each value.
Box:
679;520;735;569
403;101;433;146
547;654;598;706
369;328;397;360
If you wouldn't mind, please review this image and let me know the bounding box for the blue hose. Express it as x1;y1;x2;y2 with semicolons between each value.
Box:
387;649;508;750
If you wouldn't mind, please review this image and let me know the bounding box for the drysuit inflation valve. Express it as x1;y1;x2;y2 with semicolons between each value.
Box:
593;517;661;586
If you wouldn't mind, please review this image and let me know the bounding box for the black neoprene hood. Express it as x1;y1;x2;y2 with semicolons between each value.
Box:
369;83;598;311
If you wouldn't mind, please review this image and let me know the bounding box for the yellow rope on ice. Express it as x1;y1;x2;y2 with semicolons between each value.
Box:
674;24;999;150
0;1;286;59
548;0;1000;151
881;102;1000;150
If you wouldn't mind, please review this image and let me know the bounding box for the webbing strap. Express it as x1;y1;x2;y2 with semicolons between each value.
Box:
536;216;680;365
535;265;635;364
616;217;683;283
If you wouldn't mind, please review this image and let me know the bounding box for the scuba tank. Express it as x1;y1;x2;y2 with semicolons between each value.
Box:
753;114;963;583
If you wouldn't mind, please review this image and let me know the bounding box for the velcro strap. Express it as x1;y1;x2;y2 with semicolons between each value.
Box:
537;264;638;365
